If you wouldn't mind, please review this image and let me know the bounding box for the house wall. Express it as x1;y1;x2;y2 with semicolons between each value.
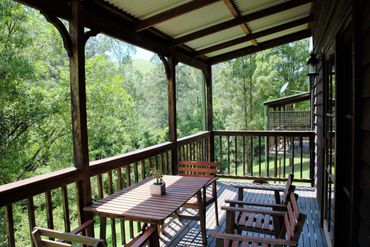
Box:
357;0;370;245
311;0;351;224
313;0;370;245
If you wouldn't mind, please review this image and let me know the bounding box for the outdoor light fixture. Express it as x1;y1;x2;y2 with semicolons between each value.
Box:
307;53;319;77
307;53;320;89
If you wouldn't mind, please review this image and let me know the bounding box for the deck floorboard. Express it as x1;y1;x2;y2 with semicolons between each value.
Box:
160;180;327;247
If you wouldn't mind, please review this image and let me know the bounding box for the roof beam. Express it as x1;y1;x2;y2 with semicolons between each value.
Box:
135;0;220;32
171;0;312;46
16;0;209;71
194;15;312;57
222;0;258;46
209;29;311;64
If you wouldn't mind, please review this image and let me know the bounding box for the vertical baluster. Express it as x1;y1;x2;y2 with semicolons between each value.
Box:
155;155;159;170
141;160;146;178
227;135;230;175
258;136;262;177
116;168;125;245
274;136;278;177
283;136;286;177
291;136;295;175
133;163;141;231
27;197;36;247
61;186;71;232
5;205;15;247
45;191;54;237
300;137;303;179
235;136;238;176
125;166;134;239
266;136;270;177
242;136;246;176
108;171;117;247
250;136;253;176
186;144;189;160
219;135;223;174
134;162;139;183
161;153;165;174
148;157;153;173
178;145;182;161
166;152;170;175
97;174;106;240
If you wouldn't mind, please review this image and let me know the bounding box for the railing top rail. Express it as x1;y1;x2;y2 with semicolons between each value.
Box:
89;142;173;176
213;130;314;137
0;167;81;207
177;131;211;146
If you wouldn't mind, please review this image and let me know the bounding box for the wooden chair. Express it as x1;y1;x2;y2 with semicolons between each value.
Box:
224;174;295;237
124;225;159;247
211;192;306;247
177;160;219;226
32;219;106;247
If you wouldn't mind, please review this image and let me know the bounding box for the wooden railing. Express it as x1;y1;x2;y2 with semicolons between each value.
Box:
0;142;173;247
0;130;315;246
213;130;315;185
177;131;211;162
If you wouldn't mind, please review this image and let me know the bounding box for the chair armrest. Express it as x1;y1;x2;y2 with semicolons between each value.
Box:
70;219;95;234
221;206;286;216
234;184;285;192
32;227;106;247
209;231;298;246
224;199;287;209
125;225;158;247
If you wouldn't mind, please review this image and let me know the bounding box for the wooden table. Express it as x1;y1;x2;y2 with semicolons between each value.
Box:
84;175;212;246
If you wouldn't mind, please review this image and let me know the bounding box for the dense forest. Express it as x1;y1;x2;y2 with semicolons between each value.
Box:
0;1;310;245
0;0;310;186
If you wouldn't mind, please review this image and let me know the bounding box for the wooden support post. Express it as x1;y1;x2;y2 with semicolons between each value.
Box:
69;0;93;236
204;65;215;162
160;54;178;174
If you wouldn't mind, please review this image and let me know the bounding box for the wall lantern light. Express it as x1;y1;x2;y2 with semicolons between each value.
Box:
307;53;320;88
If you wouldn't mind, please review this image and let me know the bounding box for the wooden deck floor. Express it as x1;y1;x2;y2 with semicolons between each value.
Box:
158;180;327;247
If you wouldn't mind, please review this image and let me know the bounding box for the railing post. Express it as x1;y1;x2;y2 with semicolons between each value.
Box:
204;65;215;162
160;53;178;174
69;0;93;235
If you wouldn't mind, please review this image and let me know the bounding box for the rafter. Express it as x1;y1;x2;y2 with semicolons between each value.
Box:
222;0;258;46
194;15;312;57
171;0;311;46
135;0;220;32
210;30;311;64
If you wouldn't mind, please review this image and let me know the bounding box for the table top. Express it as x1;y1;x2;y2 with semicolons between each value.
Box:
84;175;212;224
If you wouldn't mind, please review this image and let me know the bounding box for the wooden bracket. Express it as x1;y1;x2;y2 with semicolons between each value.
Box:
84;29;100;45
40;11;73;57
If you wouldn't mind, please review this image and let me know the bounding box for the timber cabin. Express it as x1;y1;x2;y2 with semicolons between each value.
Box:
0;0;369;246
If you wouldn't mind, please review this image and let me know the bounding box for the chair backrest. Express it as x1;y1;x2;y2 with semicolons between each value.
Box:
32;227;106;247
284;192;306;242
178;161;217;178
282;173;295;203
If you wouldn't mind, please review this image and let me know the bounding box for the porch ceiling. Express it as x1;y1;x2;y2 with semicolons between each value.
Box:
104;0;313;64
18;0;313;68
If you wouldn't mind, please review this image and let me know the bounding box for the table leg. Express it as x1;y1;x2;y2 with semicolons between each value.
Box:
197;191;207;246
149;224;160;247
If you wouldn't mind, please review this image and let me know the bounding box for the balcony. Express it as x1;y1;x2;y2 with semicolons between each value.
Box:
0;130;318;246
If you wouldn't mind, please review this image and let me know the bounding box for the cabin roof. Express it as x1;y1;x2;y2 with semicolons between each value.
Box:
263;91;310;107
18;0;313;69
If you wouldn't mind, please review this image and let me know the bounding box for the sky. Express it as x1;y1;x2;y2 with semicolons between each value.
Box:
133;47;155;61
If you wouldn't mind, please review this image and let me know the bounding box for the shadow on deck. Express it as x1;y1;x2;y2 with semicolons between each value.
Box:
159;180;327;247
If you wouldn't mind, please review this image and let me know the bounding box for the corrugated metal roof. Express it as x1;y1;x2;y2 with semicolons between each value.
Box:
185;26;244;50
248;4;311;32
104;0;313;61
154;2;232;38
105;0;192;19
206;41;254;57
256;24;308;43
